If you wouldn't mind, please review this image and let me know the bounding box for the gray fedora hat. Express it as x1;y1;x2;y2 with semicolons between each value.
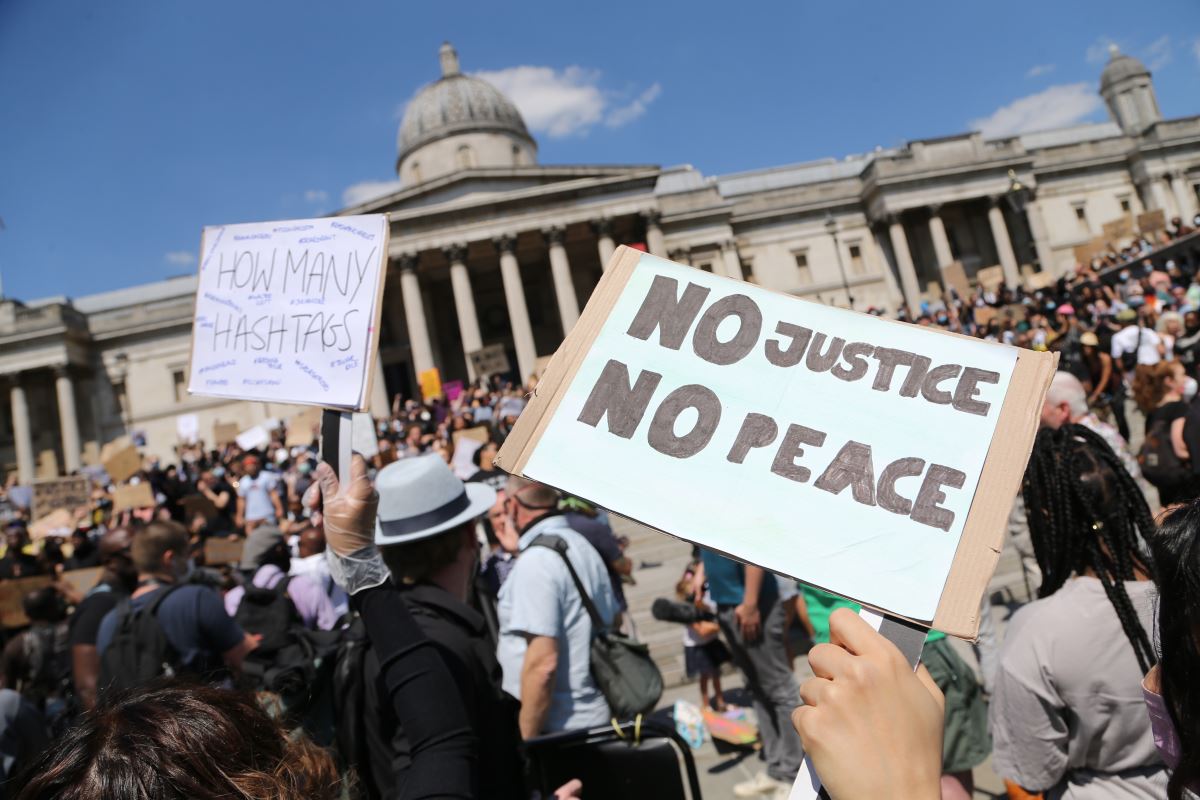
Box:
374;453;497;546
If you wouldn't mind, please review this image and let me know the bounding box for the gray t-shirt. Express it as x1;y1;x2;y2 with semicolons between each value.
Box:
990;577;1166;799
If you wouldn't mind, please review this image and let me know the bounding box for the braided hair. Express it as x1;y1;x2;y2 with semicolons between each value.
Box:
1022;423;1157;674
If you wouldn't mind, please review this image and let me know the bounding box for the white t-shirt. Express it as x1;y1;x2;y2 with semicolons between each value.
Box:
1110;325;1162;368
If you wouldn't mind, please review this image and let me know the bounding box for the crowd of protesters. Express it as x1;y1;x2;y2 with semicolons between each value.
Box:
0;222;1198;799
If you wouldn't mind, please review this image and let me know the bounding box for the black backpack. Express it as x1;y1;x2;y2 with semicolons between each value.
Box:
99;585;183;694
1119;327;1143;372
233;577;341;730
1139;416;1192;488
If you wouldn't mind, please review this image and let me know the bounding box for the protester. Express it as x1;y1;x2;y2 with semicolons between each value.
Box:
66;527;137;712
1145;500;1200;799
235;454;284;532
95;520;257;691
11;681;339;800
357;455;528;798
1133;360;1199;504
697;550;804;796
990;424;1165;797
0;588;70;727
676;572;729;712
288;524;349;620
1041;370;1144;482
496;475;618;738
224;524;339;631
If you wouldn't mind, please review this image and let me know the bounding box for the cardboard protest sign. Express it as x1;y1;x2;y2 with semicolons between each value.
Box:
1103;216;1135;240
975;265;1005;292
212;421;240;445
100;441;141;484
176;413;200;443
186;215;390;411
113;482;156;512
1138;208;1166;233
0;568;101;629
534;355;554;378
28;509;74;540
496;247;1055;637
32;476;90;521
973;306;999;327
453;426;491;446
204;537;245;565
418;368;442;401
467;343;511;377
285;407;322;447
939;262;970;299
236;425;270;451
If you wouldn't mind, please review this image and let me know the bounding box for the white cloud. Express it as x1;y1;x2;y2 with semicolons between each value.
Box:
605;83;662;128
969;83;1104;138
1086;36;1118;64
342;179;402;207
1025;63;1055;78
164;250;194;266
472;65;660;137
1145;35;1171;71
303;189;329;204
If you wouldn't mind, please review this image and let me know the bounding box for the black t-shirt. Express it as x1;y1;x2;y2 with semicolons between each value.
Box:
0;553;41;580
467;468;506;493
565;511;627;610
67;581;127;648
1147;400;1190;433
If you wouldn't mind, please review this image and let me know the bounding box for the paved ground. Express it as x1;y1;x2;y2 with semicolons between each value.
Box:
615;514;1035;800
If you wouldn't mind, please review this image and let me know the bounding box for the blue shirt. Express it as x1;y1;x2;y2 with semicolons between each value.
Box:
700;550;779;608
497;514;618;733
96;583;244;675
238;471;280;523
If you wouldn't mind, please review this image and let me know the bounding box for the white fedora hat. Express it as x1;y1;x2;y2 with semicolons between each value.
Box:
374;453;497;546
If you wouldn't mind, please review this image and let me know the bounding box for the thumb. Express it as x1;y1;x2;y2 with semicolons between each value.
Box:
915;664;945;714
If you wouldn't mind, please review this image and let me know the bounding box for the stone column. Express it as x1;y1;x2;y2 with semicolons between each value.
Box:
495;235;538;382
1025;197;1057;275
886;215;922;313
869;227;905;310
54;367;81;474
642;210;666;257
592;218;617;270
1151;177;1178;216
9;380;34;484
398;255;435;378
1170;171;1198;221
544;227;580;334
445;244;483;380
721;240;744;281
987;198;1021;289
927;205;954;270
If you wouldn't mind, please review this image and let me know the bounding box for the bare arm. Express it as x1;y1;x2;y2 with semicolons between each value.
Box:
611;555;633;577
519;634;559;739
1172;417;1190;461
71;644;101;712
234;496;245;529
221;632;259;673
736;565;764;642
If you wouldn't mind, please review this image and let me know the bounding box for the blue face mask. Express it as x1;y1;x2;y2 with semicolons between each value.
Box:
212;466;226;478
1120;272;1130;281
297;462;312;475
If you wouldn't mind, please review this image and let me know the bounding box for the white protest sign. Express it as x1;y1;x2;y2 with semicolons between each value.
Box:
235;425;270;451
497;248;1054;636
351;412;380;460
176;413;200;444
186;215;389;411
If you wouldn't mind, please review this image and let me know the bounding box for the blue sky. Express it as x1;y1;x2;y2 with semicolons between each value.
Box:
2;0;1198;301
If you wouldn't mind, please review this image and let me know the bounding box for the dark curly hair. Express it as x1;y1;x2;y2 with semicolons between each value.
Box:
1149;501;1200;800
14;680;340;800
1022;423;1157;674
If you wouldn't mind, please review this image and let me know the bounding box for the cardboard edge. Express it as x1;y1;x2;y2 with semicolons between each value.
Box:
358;215;392;412
931;347;1058;638
495;245;642;475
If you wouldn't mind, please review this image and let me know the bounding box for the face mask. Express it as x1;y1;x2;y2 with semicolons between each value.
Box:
936;316;948;325
1184;377;1198;403
1120;272;1130;281
297;462;312;475
212;466;226;478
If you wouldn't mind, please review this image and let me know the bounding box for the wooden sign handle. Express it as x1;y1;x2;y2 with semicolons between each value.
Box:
788;609;929;800
320;410;353;482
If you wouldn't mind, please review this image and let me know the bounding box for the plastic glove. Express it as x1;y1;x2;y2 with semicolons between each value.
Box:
303;454;389;594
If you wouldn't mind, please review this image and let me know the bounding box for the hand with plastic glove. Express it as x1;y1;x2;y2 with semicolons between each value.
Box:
303;453;390;594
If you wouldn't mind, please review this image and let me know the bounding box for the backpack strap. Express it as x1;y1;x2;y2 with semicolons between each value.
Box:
529;534;608;635
145;583;183;616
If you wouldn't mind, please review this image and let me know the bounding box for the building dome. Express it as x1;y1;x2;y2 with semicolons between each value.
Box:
1100;44;1150;93
395;43;537;185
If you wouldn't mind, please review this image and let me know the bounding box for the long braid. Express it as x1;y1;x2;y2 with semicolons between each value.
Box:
1021;423;1157;671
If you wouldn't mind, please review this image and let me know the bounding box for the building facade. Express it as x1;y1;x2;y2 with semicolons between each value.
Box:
2;43;1198;480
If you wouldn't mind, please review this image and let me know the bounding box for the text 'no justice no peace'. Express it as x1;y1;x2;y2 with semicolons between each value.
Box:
577;275;1006;533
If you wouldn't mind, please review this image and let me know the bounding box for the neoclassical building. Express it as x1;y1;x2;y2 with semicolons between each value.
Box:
2;42;1198;479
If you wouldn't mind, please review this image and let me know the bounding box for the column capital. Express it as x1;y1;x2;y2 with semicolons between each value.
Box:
52;364;74;380
494;234;518;255
397;253;420;273
442;243;469;265
641;209;662;227
719;238;738;253
590;218;614;237
543;225;566;246
987;194;1005;209
883;212;904;227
